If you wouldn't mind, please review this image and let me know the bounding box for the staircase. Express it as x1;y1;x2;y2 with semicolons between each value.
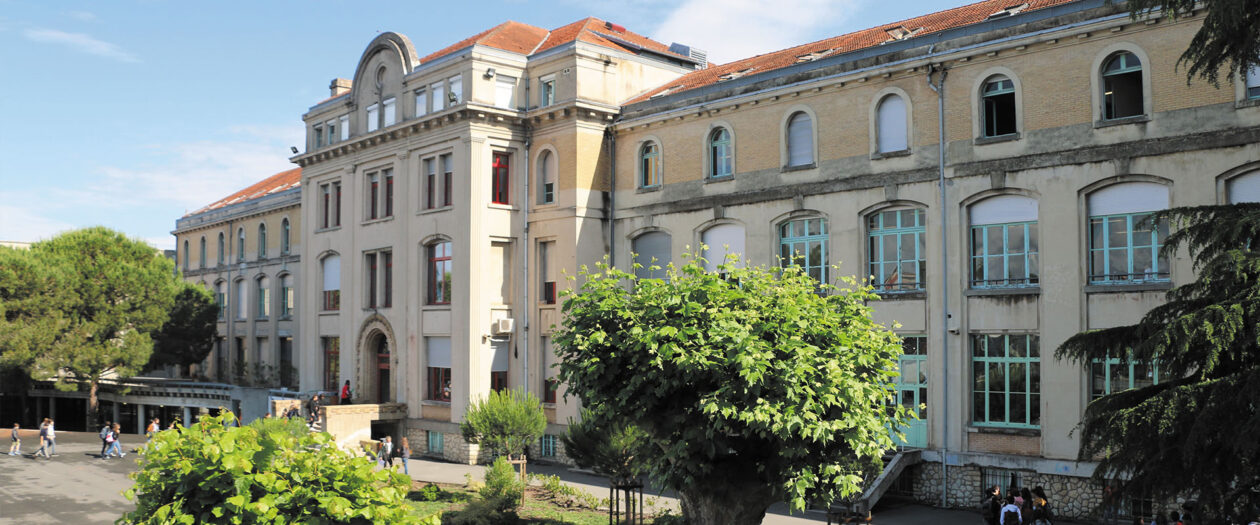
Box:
828;449;923;522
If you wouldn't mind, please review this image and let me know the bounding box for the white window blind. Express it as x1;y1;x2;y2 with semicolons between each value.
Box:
236;280;247;318
702;223;746;271
786;112;813;167
1248;65;1260;89
366;104;379;132
1228;171;1260;204
632;232;672;279
415;90;428;116
543;337;558;373
970;195;1038;225
339;115;349;140
427;337;451;368
490;340;509;372
431;83;445;110
322;255;340;291
1089;182;1169;215
448;75;462;104
877;95;908;153
495;77;516;109
383;97;396;126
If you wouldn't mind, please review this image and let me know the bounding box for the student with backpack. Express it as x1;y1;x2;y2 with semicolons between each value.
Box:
1032;486;1052;525
1001;495;1023;525
99;420;112;457
8;423;19;456
981;485;1002;525
104;423;126;458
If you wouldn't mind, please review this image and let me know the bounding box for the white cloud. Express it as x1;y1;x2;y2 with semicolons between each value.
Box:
23;27;139;63
0;205;75;244
651;0;862;65
66;10;97;21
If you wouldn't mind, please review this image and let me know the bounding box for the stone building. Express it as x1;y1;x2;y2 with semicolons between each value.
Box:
290;20;701;462
172;168;302;388
609;0;1260;519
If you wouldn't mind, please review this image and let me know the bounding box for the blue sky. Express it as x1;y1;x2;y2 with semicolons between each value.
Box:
0;0;962;249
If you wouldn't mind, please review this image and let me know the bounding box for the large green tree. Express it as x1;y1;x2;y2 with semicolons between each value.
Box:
554;253;909;525
1127;0;1260;86
148;282;217;374
0;227;178;428
1057;204;1260;523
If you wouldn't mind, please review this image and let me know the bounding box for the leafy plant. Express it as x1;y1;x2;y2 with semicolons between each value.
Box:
416;483;444;502
120;412;417;523
459;388;546;461
555;252;908;525
480;457;525;511
529;474;603;509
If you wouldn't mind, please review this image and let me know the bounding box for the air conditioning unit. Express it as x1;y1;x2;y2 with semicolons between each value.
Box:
493;318;515;335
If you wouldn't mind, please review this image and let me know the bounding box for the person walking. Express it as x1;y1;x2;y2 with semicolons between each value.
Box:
105;423;126;458
307;394;320;418
33;418;50;459
1031;486;1052;525
1001;495;1023;525
8;423;19;456
1020;488;1034;525
982;485;1002;525
381;436;393;468
340;380;352;405
99;420;113;457
44;418;56;457
146;418;160;440
397;437;411;476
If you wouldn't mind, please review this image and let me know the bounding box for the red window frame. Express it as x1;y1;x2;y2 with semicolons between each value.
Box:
369;174;380;220
425;159;436;209
491;371;508;392
323;337;340;392
382;251;393;307
427;367;451;401
491;153;510;204
384;171;394;217
428;241;452;305
366;252;378;307
442;155;452;207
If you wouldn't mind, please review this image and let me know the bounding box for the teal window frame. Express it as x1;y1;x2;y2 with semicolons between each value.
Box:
1090;355;1169;401
1088;211;1169;284
970;221;1039;288
982;76;1017;138
639;142;661;188
427;431;444;454
971;334;1040;429
1102;52;1144;120
709;128;732;178
896;336;928;419
256;278;270;319
868;208;926;292
779;217;828;284
539;434;557;457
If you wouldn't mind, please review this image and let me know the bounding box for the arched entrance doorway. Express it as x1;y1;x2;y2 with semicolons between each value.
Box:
369;332;391;404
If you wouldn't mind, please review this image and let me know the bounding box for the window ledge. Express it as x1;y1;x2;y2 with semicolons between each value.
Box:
416;206;451;216
704;175;735;184
1236;97;1260;109
422;304;452;311
487;203;518;211
781;163;817;173
973;133;1021;146
1084;282;1172;294
870;149;911;160
965;287;1040;297
875;290;926;300
636;185;662;194
319;310;340;316
1094;115;1150;128
968;425;1040;437
420;400;451;407
361;216;395;226
315;226;342;234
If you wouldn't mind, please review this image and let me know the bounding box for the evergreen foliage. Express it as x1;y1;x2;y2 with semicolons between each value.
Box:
1056;204;1260;523
1125;0;1260;86
561;409;647;483
120;412;417;524
459;388;547;458
554;251;909;525
148;282;217;372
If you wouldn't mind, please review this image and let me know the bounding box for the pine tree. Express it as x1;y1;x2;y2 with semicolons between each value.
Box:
1056;203;1260;523
1126;0;1260;86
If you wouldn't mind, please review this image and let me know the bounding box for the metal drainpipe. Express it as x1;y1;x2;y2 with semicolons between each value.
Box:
522;128;532;395
926;59;950;509
607;127;616;269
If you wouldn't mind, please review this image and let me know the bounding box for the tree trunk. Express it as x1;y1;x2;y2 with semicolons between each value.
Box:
87;379;99;430
678;476;780;525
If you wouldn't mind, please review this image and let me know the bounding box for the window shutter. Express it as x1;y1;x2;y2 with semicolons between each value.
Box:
490;341;509;372
1228;172;1260;204
787;113;813;166
877;95;908;153
701;224;746;271
1088;182;1168;215
970;195;1038;225
383;97;396;126
632;232;672;279
495;77;516;109
322;255;340;291
427;337;451;368
339;116;349;140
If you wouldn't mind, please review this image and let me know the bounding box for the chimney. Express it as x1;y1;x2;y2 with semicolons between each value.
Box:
329;78;352;98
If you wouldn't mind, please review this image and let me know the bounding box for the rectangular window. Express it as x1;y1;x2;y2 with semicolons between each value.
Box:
490;340;509;392
431;82;444;111
448;75;462;105
427;431;444;454
384;169;394;217
382;251;392;308
426;337;452;401
382;97;396;127
255;336;268;368
215;285;226;320
868;209;926;291
441;154;453;207
366;103;379;132
779;218;828;284
256;280;271;319
424;158;436;209
279;337;294;388
415;88;428;117
1248;65;1260;99
542;336;558;404
235;280;247;320
367;172;380;220
326;119;337;145
314;125;324;148
365;252;378;308
971;221;1039;287
1090;354;1170;401
495;76;516;109
281;276;294;318
322;337;340;392
491;371;508;392
982;468;1025;495
491;152;510;204
339;115;349;141
235;337;245;368
539;76;555;106
322;255;341;312
321;181;342;229
1088;212;1169;284
539;434;557;457
539;241;554;304
490;241;511;304
428;242;453;304
971;334;1040;428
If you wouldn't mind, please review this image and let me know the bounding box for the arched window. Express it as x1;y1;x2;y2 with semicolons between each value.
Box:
632;231;671;280
876;95;908;153
639;142;661;188
237;228;245;261
427;241;453;305
1087;181;1169;283
217;233;225;264
779;217;827;284
701;223;745;272
709;128;732;178
257;224;267;259
182;240;189;270
281;274;295;317
867;208;925;291
281;218;291;255
785;112;813;167
537;150;556;204
970;195;1039;288
321;254;341;311
235;279;247;320
213;281;225;319
256;276;271;319
1227;170;1260;203
199;237;206;268
1102;52;1144;120
981;75;1017;137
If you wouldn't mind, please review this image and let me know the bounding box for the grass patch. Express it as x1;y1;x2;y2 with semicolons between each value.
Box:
405;480;630;524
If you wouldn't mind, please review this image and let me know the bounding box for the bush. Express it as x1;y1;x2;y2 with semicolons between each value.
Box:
120;412;415;523
416;483;444;502
460;389;546;459
481;457;525;511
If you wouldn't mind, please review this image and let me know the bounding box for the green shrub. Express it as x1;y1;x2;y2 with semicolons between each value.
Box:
416;483;444;502
460;389;546;459
120;412;415;523
480;457;524;512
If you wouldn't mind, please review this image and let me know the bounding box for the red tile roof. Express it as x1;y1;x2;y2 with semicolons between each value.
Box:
419;17;688;66
185;167;302;217
420;21;550;64
626;0;1079;104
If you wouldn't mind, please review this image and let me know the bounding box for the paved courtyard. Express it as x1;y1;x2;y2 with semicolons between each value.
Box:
0;430;1027;525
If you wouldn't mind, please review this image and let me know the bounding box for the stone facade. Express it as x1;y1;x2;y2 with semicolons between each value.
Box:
905;463;1104;521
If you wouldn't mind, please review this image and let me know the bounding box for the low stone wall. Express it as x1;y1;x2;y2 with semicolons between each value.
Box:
905;462;1104;521
321;403;407;452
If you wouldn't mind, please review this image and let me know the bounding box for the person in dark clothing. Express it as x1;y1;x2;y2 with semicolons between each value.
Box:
982;485;1002;525
99;420;112;457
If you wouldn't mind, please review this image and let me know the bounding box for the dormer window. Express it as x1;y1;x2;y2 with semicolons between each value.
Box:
338;115;349;140
884;25;923;41
366;103;380;132
718;68;756;81
383;97;396;127
795;50;833;63
987;3;1030;19
540;75;556;107
431;82;445;111
448;75;462;105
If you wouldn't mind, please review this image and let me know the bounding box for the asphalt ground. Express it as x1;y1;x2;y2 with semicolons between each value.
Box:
0;430;1022;525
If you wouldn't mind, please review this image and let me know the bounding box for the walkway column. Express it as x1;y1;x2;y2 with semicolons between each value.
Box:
48;397;56;419
112;403;121;426
137;404;146;434
183;407;192;426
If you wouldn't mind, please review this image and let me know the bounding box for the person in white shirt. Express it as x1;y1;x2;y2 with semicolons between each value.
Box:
1000;495;1023;525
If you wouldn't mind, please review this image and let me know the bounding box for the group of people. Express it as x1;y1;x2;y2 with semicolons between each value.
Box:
982;485;1053;525
6;419;57;459
371;435;411;475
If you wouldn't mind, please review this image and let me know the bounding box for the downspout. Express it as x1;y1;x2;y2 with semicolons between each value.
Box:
926;54;950;509
607;127;616;269
522;127;532;395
